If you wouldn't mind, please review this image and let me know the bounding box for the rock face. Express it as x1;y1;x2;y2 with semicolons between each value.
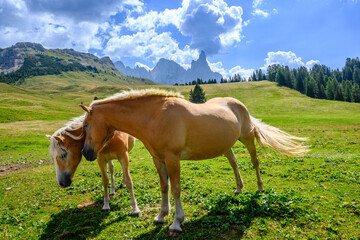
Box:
114;50;223;85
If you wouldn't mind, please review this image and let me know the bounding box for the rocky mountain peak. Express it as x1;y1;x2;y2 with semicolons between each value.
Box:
115;50;222;85
14;42;45;52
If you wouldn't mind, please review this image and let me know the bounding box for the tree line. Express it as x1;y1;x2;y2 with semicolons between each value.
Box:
0;54;99;85
266;57;360;103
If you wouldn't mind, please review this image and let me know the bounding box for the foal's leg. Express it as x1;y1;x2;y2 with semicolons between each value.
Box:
118;152;141;217
97;157;111;210
107;160;116;196
164;154;184;237
224;149;244;193
241;137;264;192
153;157;170;224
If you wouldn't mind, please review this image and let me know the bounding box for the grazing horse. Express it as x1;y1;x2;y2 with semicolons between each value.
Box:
46;115;141;216
80;89;308;237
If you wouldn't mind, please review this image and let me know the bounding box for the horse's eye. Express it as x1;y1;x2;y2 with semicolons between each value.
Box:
84;123;89;130
60;152;68;160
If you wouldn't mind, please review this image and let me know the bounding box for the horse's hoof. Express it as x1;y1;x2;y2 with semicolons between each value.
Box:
169;229;182;237
235;190;242;195
101;208;110;212
153;219;165;225
132;211;142;217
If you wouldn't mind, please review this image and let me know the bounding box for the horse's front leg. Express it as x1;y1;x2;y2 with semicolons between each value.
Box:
118;152;142;217
152;157;169;224
98;157;111;210
165;154;184;237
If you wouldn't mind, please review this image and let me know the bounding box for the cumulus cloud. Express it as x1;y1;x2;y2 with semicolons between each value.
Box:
264;51;304;68
229;66;255;79
180;1;243;55
305;59;320;69
263;51;320;70
0;0;143;50
209;61;254;79
102;0;244;68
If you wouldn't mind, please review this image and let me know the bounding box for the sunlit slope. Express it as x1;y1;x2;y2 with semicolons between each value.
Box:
18;71;154;91
1;81;359;126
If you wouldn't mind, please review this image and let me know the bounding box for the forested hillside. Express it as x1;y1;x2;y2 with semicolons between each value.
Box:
266;58;360;103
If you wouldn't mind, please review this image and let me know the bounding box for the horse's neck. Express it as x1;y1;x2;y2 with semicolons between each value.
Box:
99;98;160;141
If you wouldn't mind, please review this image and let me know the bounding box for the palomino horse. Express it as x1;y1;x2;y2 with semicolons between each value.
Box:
80;89;308;237
46;114;141;215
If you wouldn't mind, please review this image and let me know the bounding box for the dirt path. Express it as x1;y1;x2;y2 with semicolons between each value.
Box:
0;159;53;175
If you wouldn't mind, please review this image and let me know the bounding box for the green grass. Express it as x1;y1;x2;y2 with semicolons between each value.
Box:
0;81;359;239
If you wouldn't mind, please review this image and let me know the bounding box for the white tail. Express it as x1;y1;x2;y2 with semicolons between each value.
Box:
251;117;309;157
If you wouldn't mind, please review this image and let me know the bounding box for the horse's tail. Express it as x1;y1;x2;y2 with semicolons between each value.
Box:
250;116;309;157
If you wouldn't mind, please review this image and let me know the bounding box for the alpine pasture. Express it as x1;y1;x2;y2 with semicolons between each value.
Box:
0;81;359;239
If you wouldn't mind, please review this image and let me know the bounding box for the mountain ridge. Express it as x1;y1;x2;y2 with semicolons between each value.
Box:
0;42;154;87
114;50;223;85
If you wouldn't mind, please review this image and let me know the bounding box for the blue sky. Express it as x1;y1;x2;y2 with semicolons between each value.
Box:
1;0;359;78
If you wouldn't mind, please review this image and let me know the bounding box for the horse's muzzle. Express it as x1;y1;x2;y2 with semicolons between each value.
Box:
59;172;72;188
83;142;97;161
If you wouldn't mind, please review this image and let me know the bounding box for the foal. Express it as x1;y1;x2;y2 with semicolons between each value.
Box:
47;115;141;215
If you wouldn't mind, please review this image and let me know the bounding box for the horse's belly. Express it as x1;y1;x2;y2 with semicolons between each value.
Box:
180;130;238;160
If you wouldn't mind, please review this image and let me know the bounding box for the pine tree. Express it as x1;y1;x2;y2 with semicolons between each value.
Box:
189;84;206;103
351;83;360;102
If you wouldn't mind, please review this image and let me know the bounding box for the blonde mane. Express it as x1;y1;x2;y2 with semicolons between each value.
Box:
90;88;184;107
49;114;85;158
52;114;85;138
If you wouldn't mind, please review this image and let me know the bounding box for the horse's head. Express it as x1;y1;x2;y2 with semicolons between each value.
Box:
80;104;112;161
46;128;84;188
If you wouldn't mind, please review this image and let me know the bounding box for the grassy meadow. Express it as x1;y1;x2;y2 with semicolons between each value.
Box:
0;81;359;239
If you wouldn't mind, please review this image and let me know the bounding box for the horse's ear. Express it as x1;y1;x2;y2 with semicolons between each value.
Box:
45;135;52;140
54;135;65;143
80;104;91;113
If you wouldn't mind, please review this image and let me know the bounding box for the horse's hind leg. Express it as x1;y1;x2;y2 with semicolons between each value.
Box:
224;149;244;193
240;136;264;192
118;152;141;217
107;160;116;196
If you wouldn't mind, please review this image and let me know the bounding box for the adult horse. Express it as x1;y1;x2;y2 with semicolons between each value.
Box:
80;89;308;237
47;114;141;215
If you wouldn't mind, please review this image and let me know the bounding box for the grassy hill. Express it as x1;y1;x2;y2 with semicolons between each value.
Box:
0;81;359;239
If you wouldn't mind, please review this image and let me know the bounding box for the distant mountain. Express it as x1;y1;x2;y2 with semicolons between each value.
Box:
0;42;154;87
114;50;223;85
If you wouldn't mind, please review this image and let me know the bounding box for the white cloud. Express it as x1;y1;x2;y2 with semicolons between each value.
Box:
180;0;244;55
252;0;263;8
209;61;254;79
263;51;321;70
252;9;269;18
229;66;255;80
305;59;320;69
264;51;304;69
0;0;142;50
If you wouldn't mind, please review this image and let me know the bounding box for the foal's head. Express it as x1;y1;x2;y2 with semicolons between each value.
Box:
47;128;85;188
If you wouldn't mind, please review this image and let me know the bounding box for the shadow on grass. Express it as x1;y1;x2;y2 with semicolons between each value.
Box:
39;201;126;240
135;189;310;239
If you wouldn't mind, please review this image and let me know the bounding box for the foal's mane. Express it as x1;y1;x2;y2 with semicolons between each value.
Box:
90;88;184;107
49;114;85;158
52;114;85;139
